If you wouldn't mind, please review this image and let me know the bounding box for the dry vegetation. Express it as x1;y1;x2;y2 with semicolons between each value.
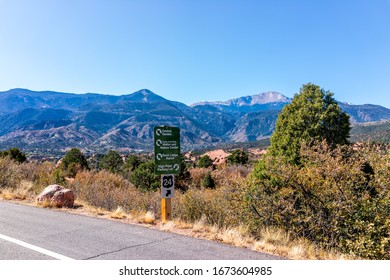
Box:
1;144;388;260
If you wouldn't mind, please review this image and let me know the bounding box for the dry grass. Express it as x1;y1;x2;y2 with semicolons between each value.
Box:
110;206;127;219
1;191;27;200
1;185;355;260
219;226;252;247
171;219;193;229
192;216;207;233
74;200;108;216
143;211;155;224
0;181;33;201
37;200;54;208
156;217;354;260
249;227;354;260
129;210;156;224
160;220;176;231
189;168;210;188
0;162;360;260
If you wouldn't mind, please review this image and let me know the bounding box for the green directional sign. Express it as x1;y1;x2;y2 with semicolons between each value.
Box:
154;126;181;174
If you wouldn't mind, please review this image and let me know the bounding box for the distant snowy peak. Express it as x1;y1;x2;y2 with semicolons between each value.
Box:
230;91;291;106
192;91;291;107
340;101;355;106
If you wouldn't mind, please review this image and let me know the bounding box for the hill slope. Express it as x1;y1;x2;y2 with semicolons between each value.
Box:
1;88;390;153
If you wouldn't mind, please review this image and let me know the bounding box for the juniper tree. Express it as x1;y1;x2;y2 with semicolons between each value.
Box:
269;83;351;164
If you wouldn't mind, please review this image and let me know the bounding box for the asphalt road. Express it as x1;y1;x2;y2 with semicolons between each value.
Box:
0;201;283;260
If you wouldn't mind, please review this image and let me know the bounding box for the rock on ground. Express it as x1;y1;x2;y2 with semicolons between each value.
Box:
51;189;75;208
36;185;63;202
36;184;75;208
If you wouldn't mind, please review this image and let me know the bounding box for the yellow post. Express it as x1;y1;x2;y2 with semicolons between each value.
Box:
161;198;172;223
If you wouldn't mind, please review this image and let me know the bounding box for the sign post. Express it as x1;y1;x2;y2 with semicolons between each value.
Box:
154;126;180;223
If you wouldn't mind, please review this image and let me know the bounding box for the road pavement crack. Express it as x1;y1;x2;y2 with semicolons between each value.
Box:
82;237;175;260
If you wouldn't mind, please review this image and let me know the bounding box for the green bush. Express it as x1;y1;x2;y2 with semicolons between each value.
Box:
61;148;89;177
129;161;160;191
227;149;249;165
202;172;215;189
0;148;27;163
175;154;191;191
99;150;124;174
197;155;213;168
124;155;142;172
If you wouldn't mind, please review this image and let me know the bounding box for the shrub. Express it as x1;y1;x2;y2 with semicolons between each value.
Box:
175;154;191;191
227;149;249;165
0;148;27;163
129;162;160;191
99;150;124;174
212;165;251;187
197;155;213;168
269;83;350;164
174;171;247;228
189;168;209;188
71;170;160;213
247;142;390;259
0;157;22;189
124;155;142;172
202;172;215;189
19;161;59;194
174;188;207;222
61;148;89;177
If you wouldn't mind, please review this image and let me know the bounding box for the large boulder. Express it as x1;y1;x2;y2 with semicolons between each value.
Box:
36;184;75;208
51;189;75;208
36;185;63;202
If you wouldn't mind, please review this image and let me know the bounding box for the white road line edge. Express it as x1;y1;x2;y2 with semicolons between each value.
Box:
0;233;74;260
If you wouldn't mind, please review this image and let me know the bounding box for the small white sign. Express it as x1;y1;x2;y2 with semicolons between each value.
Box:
161;174;175;198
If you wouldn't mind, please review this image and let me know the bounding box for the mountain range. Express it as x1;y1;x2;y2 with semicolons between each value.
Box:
1;88;390;154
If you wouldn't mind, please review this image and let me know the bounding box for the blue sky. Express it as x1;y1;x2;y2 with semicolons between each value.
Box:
0;0;389;106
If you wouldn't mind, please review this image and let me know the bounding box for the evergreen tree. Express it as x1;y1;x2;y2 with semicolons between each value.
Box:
227;149;249;165
0;148;26;163
197;155;213;168
99;150;123;174
202;171;215;189
269;83;351;164
61;148;89;177
176;154;191;191
124;155;142;172
129;161;160;191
